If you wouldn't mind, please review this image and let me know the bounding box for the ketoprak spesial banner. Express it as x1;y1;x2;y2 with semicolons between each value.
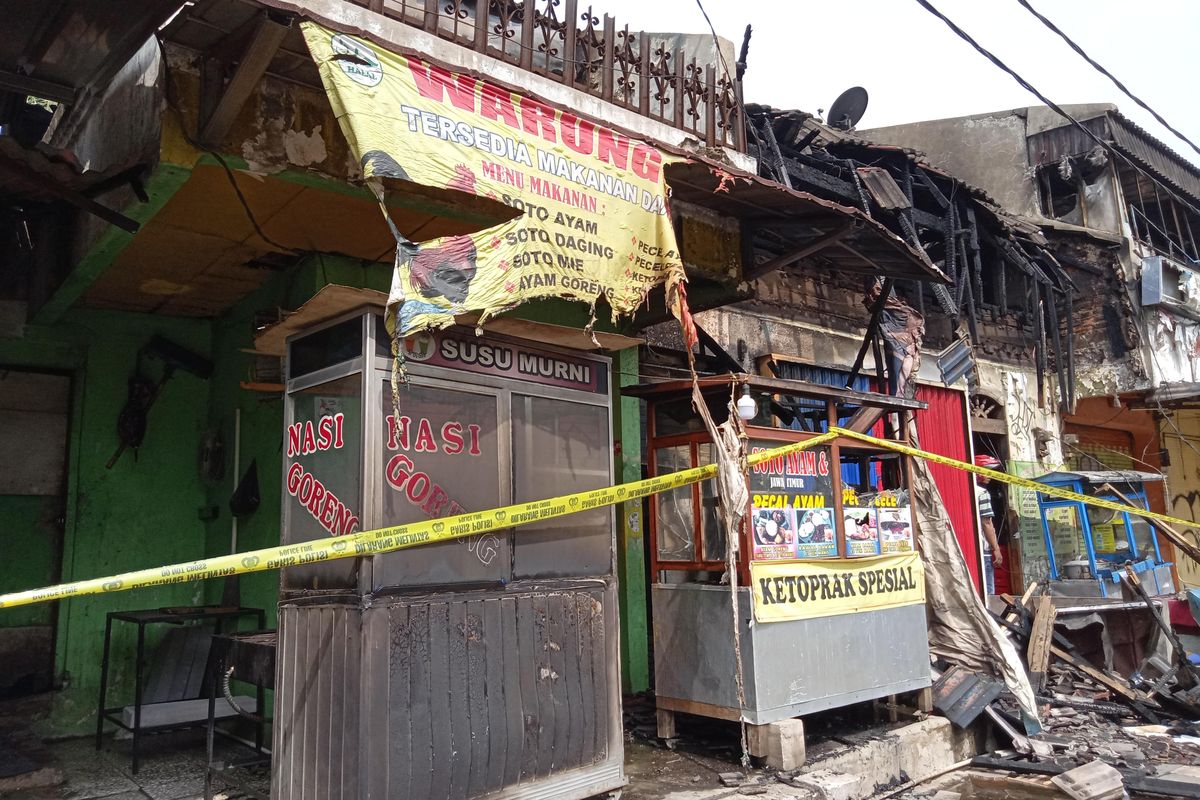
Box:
749;552;925;623
302;23;687;335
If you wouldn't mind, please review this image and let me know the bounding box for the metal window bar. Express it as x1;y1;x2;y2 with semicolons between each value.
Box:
344;0;744;149
1130;205;1200;266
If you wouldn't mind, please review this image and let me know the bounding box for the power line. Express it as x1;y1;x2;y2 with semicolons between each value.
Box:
910;0;1200;223
694;0;735;87
1014;0;1200;161
910;0;1200;468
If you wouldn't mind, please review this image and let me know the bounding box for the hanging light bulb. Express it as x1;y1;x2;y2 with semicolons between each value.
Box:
736;384;758;421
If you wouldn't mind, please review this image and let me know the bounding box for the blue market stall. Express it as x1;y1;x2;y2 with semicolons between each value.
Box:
1033;470;1174;598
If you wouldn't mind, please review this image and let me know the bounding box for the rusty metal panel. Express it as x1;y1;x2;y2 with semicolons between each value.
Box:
273;599;362;800
364;581;620;800
1027;115;1110;167
276;582;622;800
856;166;912;211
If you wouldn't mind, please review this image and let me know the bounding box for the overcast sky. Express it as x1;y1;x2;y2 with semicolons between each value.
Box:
595;0;1200;166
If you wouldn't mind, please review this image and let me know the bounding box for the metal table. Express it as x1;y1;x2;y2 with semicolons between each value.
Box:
94;606;265;774
205;630;276;800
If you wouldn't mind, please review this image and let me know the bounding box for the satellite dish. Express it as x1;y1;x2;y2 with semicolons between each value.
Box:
827;87;869;131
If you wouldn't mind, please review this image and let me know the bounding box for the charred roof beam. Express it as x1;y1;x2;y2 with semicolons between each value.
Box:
0;151;138;232
0;69;75;104
198;10;294;147
744;221;855;280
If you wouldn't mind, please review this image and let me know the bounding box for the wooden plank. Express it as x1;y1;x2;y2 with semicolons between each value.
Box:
1002;582;1039;624
654;694;742;721
1027;596;1057;693
622;373;927;411
1050;644;1150;704
745;222;855;280
199;12;292;146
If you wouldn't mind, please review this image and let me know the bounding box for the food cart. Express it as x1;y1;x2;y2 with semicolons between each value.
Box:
1033;470;1174;598
259;286;629;800
625;374;933;734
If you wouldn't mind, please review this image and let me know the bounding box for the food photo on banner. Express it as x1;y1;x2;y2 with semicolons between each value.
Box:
748;441;835;560
878;506;915;554
795;508;836;558
752;507;795;560
843;507;880;557
301;22;688;337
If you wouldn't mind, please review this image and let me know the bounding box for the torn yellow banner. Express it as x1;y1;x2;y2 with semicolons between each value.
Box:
749;553;926;623
301;23;687;336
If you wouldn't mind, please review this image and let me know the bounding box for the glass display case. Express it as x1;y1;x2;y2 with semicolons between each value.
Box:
625;374;932;729
272;300;625;800
1033;470;1174;598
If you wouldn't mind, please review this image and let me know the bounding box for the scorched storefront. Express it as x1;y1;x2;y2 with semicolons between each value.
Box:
269;293;624;800
626;375;932;738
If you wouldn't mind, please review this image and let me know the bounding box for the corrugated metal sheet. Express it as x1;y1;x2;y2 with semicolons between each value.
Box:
914;386;980;591
856;167;911;211
772;361;873;432
664;160;950;284
0;0;181;101
1027;111;1200;207
276;581;621;800
274;600;362;800
771;362;880;485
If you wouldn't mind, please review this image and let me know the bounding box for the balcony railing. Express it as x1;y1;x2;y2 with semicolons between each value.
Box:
348;0;745;151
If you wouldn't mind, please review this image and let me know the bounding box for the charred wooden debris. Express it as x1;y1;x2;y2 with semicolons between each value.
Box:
921;581;1200;798
744;106;1081;411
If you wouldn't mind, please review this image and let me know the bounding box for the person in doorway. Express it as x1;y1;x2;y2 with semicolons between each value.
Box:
974;454;1004;594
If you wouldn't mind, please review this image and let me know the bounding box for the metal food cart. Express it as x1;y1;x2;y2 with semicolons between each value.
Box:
1033;470;1174;598
262;287;627;800
626;374;933;732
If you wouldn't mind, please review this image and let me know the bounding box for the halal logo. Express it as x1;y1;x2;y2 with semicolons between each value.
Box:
331;34;383;87
404;332;436;362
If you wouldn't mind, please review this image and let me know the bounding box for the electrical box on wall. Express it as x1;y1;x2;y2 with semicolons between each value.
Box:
1142;255;1200;321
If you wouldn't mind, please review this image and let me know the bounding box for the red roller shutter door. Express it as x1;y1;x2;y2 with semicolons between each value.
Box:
914;385;981;592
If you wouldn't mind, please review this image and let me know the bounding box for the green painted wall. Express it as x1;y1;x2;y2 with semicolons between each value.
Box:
1;246;654;734
0;309;212;735
201;255;391;619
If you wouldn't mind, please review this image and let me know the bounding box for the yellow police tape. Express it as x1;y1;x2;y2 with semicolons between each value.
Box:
3;426;1195;610
832;426;1199;530
0;432;842;609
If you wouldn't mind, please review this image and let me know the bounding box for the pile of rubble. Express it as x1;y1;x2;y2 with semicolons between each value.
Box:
934;575;1200;799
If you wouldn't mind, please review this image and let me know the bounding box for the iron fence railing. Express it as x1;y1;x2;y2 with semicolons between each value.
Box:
349;0;745;150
